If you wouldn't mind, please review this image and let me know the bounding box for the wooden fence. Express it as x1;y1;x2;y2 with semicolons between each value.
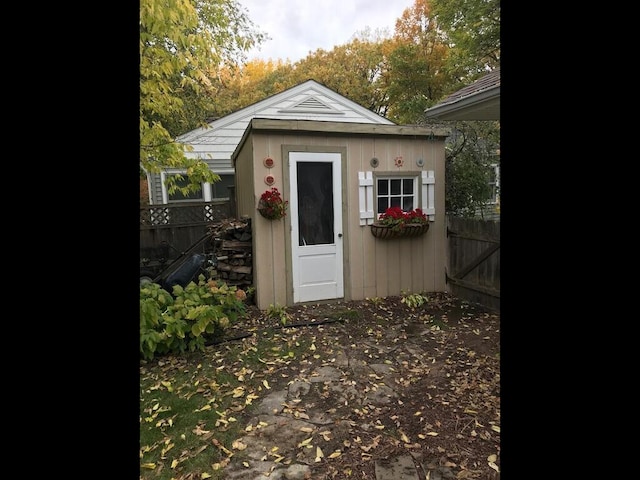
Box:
446;216;500;312
140;204;500;312
140;201;234;277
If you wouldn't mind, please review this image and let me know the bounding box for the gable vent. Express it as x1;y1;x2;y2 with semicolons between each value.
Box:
279;95;344;115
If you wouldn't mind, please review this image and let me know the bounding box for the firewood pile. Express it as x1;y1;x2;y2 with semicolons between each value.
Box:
206;217;253;289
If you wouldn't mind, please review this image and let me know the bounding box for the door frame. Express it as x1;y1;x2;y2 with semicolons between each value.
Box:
282;145;348;305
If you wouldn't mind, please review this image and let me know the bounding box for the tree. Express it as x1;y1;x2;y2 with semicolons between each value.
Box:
431;0;500;78
443;120;500;217
139;0;267;195
385;0;452;124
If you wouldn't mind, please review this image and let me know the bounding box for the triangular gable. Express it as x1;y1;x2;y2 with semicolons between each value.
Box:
177;79;394;145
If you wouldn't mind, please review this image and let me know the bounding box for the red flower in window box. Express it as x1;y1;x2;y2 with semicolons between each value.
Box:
371;207;429;239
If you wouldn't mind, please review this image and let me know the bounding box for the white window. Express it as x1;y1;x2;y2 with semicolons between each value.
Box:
487;163;500;205
210;174;235;201
375;176;419;216
161;172;204;203
358;171;435;225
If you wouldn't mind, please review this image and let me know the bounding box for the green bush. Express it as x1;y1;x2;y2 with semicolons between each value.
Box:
140;275;248;360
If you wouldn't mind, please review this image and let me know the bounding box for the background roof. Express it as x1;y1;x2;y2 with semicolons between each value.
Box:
424;69;500;121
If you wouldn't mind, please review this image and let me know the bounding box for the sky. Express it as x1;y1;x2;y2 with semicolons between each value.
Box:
238;0;415;63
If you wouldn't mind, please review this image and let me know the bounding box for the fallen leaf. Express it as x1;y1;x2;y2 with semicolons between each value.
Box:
298;437;313;447
328;450;342;459
232;440;247;451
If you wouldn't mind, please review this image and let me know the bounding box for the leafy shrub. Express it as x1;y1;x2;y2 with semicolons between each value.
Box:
266;303;290;325
400;291;428;309
140;275;247;360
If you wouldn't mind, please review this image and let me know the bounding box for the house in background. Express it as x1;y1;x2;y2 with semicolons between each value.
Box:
424;68;500;218
232;118;450;309
423;68;500;121
145;79;395;206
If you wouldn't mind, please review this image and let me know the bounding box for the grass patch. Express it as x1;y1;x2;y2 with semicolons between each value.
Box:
140;321;323;480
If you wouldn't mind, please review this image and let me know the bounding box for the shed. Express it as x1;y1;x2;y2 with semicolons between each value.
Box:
232;118;450;310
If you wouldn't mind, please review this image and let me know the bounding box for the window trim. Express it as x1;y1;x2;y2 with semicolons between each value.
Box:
487;163;500;205
374;172;421;218
161;170;207;204
209;171;235;201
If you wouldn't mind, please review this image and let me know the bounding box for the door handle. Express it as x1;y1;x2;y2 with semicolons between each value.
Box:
338;233;343;238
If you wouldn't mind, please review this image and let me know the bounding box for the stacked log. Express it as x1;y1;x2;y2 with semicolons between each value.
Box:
207;217;253;289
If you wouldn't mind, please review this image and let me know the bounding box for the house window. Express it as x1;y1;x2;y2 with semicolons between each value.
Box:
210;174;235;201
487;163;500;204
166;173;203;202
376;176;419;215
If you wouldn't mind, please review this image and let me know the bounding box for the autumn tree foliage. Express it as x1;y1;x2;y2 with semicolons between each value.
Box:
383;0;453;124
431;0;500;76
140;0;267;195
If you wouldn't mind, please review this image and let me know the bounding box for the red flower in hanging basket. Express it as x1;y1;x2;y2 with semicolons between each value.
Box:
257;187;288;220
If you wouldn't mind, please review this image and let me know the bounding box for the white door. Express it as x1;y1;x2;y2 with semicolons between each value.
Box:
289;152;344;303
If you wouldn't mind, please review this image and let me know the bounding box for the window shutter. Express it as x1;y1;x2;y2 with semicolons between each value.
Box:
358;171;374;225
421;170;435;221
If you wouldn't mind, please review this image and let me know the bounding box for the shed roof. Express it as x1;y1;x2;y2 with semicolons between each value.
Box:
232;118;450;165
424;68;500;121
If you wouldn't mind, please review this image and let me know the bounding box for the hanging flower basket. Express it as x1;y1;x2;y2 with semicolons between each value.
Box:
370;222;430;239
257;187;288;220
370;207;430;239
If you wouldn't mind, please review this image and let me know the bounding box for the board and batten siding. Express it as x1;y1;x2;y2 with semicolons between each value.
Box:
233;118;449;309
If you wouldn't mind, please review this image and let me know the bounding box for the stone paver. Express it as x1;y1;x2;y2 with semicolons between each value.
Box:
222;320;468;480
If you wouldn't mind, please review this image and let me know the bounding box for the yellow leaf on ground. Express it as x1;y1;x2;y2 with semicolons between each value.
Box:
140;463;156;469
298;437;313;447
232;440;247;450
328;450;342;459
426;432;438;436
232;387;245;398
201;473;212;479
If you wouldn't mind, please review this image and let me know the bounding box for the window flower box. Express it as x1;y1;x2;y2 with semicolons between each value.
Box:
370;222;429;239
370;207;430;239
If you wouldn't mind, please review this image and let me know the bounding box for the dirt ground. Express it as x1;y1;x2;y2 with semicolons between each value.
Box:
228;292;500;479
